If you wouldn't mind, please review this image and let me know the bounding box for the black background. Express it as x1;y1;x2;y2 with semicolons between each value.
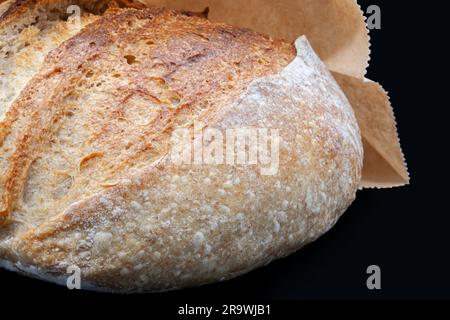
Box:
0;0;447;312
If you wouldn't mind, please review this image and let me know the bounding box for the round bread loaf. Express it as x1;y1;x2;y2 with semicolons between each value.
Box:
0;7;363;292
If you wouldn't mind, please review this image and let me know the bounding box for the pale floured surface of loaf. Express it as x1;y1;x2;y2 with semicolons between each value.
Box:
0;8;363;292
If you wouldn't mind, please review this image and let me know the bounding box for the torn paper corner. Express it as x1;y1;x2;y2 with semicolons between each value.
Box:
332;72;409;188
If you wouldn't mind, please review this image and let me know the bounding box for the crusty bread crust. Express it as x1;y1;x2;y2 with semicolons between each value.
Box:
0;1;103;119
0;0;13;17
0;0;145;24
0;1;147;223
0;7;295;226
0;8;362;292
0;0;104;25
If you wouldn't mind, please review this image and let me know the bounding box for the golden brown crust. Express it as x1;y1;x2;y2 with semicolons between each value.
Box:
0;0;12;16
0;7;295;225
0;0;30;22
0;1;148;224
0;7;362;292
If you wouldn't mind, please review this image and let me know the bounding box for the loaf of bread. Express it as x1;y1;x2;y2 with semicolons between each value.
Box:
0;4;363;292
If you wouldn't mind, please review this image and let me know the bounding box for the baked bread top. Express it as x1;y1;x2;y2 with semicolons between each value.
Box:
0;7;295;227
0;6;362;292
0;1;99;123
0;0;145;123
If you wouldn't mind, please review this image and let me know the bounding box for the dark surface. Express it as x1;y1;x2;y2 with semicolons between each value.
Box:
0;0;447;308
